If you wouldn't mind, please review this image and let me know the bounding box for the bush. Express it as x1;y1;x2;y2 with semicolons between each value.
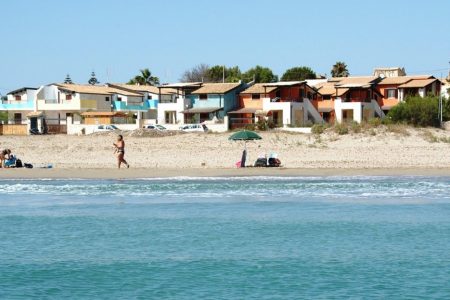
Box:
334;123;349;135
368;117;381;127
0;111;7;123
311;124;325;135
244;124;256;131
387;95;448;127
350;121;361;133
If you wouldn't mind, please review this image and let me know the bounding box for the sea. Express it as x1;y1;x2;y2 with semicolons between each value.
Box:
1;176;450;299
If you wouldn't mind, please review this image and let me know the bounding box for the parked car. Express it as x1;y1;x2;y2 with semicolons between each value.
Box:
93;124;119;132
179;124;208;132
143;124;167;131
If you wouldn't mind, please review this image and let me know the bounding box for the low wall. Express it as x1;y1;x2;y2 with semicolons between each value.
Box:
0;124;28;135
67;124;139;135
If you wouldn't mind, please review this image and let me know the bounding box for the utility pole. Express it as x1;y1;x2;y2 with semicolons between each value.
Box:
439;72;443;127
223;65;225;83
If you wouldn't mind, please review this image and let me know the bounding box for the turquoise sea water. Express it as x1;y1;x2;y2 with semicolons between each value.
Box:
1;176;450;299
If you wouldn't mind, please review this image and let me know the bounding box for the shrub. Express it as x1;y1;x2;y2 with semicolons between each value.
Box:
387;95;447;127
350;121;361;133
368;117;381;127
311;124;325;135
244;124;256;131
334;123;349;135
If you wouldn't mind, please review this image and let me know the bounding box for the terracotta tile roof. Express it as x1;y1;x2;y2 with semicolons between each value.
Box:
316;82;348;97
56;84;143;97
334;76;379;86
378;75;433;85
240;83;278;94
398;78;439;88
191;82;242;94
110;83;177;95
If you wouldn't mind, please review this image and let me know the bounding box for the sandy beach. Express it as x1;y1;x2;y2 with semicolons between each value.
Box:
1;126;450;178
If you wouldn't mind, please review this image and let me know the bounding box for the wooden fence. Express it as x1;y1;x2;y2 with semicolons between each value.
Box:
47;124;67;134
0;124;28;135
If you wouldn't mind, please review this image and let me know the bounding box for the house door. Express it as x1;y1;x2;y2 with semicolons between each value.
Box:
30;117;38;130
165;111;176;124
14;113;22;124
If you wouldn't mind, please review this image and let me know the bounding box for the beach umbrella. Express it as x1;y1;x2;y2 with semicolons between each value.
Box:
229;130;262;167
228;130;262;141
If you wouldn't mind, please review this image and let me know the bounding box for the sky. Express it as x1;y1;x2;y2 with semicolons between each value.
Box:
0;0;449;94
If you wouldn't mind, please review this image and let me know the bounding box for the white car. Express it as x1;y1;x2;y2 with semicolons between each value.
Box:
143;124;167;131
93;124;119;132
179;124;208;132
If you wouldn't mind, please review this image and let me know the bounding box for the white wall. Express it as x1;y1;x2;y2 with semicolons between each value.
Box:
157;96;188;124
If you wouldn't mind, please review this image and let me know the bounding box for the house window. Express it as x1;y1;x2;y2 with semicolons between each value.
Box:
66;94;72;100
15;95;21;101
105;97;110;102
252;94;260;100
300;89;305;98
199;94;208;100
148;95;152;100
117;97;122;102
387;89;397;98
323;95;331;100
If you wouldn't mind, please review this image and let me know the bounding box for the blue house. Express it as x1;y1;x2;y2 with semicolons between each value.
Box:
183;82;247;123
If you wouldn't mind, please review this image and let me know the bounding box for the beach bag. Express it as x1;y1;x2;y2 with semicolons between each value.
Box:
15;159;23;168
254;158;267;167
268;158;281;167
24;163;33;169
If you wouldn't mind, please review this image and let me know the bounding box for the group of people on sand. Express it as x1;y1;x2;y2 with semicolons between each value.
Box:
0;149;14;168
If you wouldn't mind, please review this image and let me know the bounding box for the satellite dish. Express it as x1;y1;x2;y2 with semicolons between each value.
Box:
380;74;385;79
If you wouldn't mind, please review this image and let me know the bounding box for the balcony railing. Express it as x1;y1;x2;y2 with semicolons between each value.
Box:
113;100;156;111
0;100;34;110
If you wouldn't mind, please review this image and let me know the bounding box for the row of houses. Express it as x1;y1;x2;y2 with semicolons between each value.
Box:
0;68;443;134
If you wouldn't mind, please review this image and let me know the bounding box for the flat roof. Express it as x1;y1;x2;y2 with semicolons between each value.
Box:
159;82;203;89
262;81;305;87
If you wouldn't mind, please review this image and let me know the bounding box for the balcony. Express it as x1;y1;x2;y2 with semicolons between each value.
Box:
0;100;34;110
113;100;155;112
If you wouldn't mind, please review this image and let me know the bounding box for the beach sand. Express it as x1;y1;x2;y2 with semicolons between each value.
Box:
1;126;449;178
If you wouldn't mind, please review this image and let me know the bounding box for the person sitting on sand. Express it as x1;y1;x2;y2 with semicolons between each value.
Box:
113;135;129;169
0;149;11;168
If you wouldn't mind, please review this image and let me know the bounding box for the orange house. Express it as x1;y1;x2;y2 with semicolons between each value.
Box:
375;75;439;114
228;81;321;128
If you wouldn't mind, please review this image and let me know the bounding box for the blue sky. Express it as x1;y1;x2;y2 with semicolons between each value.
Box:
0;0;449;94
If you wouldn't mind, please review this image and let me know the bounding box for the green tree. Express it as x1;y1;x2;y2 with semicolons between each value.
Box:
206;65;242;83
331;61;349;77
281;66;316;81
387;95;449;127
128;68;160;85
88;71;99;85
242;65;278;83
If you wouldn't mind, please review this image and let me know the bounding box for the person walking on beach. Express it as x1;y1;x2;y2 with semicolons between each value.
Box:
113;135;129;169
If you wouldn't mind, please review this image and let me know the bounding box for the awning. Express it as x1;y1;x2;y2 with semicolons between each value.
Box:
228;108;257;114
181;107;221;114
318;107;334;113
26;111;44;118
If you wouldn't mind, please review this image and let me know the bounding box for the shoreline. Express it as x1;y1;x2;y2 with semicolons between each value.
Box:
1;167;450;179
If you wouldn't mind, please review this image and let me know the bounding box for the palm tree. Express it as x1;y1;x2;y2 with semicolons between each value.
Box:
331;62;349;77
128;68;160;85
